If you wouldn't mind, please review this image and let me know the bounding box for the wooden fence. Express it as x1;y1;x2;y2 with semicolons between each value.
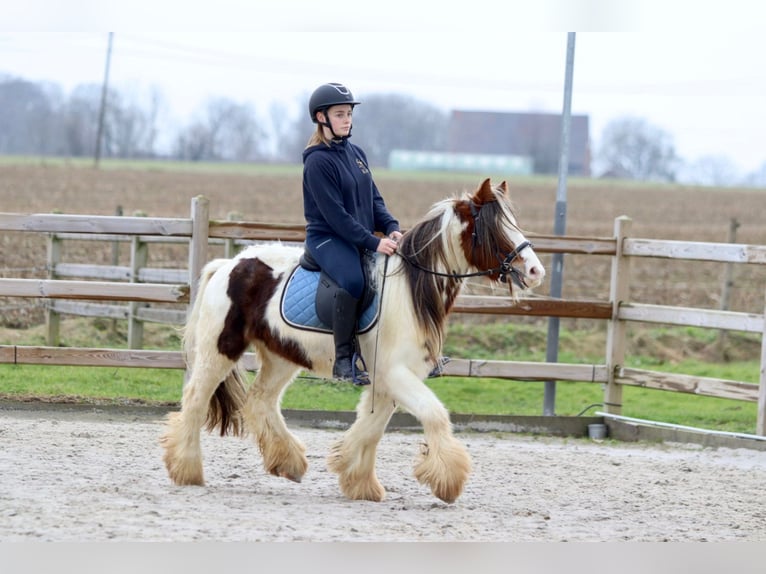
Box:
1;196;765;435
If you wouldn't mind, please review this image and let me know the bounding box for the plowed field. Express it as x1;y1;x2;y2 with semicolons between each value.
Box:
1;163;765;329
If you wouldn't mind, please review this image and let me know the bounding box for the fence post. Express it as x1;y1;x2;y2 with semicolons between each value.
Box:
110;205;123;336
127;236;148;349
757;288;766;436
604;216;632;415
45;233;61;346
189;196;210;308
224;211;243;259
716;217;739;359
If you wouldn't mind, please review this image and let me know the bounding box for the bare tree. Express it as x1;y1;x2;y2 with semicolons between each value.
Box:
102;92;149;157
0;76;62;155
173;122;211;161
744;161;766;188
351;94;449;167
101;86;166;158
268;100;304;163
173;98;264;161
63;84;102;157
0;75;168;159
275;115;313;165
596;116;679;182
680;155;741;187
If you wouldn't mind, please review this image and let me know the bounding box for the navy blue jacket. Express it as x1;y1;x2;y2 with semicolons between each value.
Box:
302;139;399;253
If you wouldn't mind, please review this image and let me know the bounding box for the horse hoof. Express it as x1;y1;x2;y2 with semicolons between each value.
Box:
280;471;303;483
268;463;306;483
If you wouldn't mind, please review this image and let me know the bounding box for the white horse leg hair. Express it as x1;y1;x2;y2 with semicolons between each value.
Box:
386;365;472;504
327;388;397;502
161;351;236;486
243;344;307;483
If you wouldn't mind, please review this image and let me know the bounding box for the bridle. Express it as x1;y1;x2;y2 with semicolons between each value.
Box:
397;239;534;288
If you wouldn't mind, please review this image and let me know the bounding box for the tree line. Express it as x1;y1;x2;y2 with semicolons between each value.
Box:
0;74;449;169
2;73;764;186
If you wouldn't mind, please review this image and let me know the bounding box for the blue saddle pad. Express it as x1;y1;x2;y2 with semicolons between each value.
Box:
280;265;380;334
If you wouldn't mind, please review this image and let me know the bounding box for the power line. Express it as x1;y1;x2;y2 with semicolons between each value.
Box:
94;32;113;168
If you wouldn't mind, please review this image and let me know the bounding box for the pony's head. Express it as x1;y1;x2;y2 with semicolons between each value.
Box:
395;179;545;362
455;178;545;297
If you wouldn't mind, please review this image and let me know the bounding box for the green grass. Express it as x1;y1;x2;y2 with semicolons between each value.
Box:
0;320;761;434
0;365;184;404
0;364;758;434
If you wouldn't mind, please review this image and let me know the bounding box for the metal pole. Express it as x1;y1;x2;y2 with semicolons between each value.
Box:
94;32;113;168
543;32;576;416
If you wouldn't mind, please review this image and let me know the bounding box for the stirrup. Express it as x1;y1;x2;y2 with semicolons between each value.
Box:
350;352;370;386
427;356;451;378
332;354;371;386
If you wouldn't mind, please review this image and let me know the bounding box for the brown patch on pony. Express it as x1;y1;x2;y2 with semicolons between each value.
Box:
397;178;524;362
218;257;312;369
456;178;521;283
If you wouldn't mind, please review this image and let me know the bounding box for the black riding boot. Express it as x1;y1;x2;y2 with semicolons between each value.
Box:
332;288;370;386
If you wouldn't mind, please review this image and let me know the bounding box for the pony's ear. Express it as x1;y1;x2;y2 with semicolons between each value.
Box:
474;178;494;204
496;180;509;196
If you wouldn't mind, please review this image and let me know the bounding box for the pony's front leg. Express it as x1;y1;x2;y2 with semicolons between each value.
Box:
388;366;472;504
327;388;396;502
161;353;235;486
242;348;307;483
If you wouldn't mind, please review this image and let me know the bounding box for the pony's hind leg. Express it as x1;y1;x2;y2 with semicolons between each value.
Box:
327;388;396;502
243;347;308;483
387;366;472;504
161;352;236;486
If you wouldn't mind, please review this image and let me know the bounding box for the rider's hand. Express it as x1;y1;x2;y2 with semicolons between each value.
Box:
389;231;403;243
376;237;398;256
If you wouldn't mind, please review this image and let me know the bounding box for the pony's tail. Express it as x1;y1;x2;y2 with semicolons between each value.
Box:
183;258;247;437
205;366;247;437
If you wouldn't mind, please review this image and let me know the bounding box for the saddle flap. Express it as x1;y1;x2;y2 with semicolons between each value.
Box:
280;265;381;334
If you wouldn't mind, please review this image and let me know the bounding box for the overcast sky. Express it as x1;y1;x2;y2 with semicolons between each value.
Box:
3;1;766;175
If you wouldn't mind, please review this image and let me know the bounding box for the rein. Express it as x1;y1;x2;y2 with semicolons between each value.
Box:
397;240;533;288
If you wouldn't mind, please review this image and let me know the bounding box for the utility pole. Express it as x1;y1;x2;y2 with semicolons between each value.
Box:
94;32;113;168
543;32;576;416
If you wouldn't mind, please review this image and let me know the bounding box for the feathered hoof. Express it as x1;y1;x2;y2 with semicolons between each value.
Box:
414;463;466;504
164;458;205;486
161;443;205;486
338;475;386;502
327;443;386;502
414;441;472;504
160;412;205;486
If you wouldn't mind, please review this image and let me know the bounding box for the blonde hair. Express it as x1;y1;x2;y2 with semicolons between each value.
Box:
305;123;331;149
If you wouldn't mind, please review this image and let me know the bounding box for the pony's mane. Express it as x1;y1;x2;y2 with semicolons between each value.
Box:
395;186;519;362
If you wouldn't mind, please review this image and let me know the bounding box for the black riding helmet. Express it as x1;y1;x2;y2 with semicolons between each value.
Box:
308;83;361;139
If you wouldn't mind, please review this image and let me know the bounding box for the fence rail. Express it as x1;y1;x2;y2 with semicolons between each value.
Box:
1;196;765;435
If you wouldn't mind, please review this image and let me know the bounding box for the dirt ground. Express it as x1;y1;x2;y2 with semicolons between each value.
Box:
1;404;765;542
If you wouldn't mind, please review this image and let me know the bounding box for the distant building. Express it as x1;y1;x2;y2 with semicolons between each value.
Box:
446;110;591;176
388;150;533;175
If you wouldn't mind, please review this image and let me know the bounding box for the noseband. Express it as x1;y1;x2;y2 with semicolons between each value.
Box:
496;240;534;287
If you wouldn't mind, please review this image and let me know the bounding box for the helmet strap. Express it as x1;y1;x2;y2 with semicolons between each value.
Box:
318;108;352;141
